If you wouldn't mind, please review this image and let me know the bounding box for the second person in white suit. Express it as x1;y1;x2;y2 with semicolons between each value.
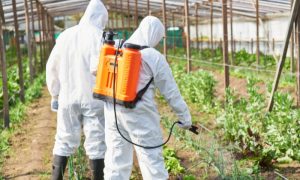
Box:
46;0;108;179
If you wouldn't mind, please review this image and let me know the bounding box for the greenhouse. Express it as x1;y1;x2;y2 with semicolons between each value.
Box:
1;0;300;179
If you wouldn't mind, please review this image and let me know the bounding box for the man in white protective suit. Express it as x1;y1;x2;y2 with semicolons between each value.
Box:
46;0;108;179
103;16;192;180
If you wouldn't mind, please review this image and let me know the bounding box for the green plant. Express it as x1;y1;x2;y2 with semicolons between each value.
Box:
234;49;251;65
163;147;185;176
183;175;196;180
0;59;32;109
68;139;89;179
25;74;46;101
171;63;216;112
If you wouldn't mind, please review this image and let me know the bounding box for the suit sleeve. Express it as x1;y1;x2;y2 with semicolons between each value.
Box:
89;32;103;76
46;42;61;98
153;55;192;123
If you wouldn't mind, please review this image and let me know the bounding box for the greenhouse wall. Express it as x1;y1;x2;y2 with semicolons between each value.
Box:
188;14;291;55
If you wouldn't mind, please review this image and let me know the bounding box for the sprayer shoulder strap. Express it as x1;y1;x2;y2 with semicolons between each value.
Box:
140;46;150;50
134;78;154;103
133;45;152;103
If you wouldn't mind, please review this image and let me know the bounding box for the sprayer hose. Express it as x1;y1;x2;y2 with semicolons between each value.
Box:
112;38;179;149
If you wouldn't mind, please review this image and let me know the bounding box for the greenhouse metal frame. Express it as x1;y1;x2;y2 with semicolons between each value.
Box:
0;0;299;128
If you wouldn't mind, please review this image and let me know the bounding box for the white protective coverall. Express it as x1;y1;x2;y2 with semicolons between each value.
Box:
46;0;108;160
104;16;192;180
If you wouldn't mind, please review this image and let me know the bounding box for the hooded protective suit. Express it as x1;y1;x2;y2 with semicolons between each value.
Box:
46;0;108;160
104;16;192;180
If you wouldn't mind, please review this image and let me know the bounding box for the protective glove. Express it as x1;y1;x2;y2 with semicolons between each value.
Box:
178;120;192;130
51;96;59;112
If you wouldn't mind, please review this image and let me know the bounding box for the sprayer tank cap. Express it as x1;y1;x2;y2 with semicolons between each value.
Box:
124;43;141;50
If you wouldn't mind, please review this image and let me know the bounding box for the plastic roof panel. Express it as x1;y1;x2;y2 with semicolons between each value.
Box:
2;0;90;24
0;0;293;25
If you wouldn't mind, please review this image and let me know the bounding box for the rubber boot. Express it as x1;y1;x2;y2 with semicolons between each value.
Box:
51;155;68;180
89;159;105;180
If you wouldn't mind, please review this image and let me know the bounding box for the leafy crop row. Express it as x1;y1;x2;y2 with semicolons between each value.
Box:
0;72;46;178
170;47;291;71
0;47;46;178
0;56;34;110
217;79;300;166
167;58;300;174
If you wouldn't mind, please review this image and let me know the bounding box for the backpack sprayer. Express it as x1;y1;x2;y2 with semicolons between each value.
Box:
93;31;151;108
93;31;199;149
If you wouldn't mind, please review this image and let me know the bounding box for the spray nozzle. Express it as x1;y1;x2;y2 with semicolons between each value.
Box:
104;30;118;45
178;121;199;135
189;125;199;135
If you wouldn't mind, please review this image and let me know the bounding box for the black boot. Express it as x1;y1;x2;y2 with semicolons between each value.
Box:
51;155;68;180
89;159;105;180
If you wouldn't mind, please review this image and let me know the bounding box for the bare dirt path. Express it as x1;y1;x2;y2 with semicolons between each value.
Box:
3;88;55;180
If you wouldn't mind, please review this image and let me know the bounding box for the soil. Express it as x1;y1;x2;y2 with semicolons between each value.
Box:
213;71;268;100
2;88;55;180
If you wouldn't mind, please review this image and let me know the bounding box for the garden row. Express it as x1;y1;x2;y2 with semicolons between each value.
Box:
158;58;300;178
0;72;45;176
0;51;46;178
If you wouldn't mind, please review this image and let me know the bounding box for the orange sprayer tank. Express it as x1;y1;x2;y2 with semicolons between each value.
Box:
93;42;142;108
